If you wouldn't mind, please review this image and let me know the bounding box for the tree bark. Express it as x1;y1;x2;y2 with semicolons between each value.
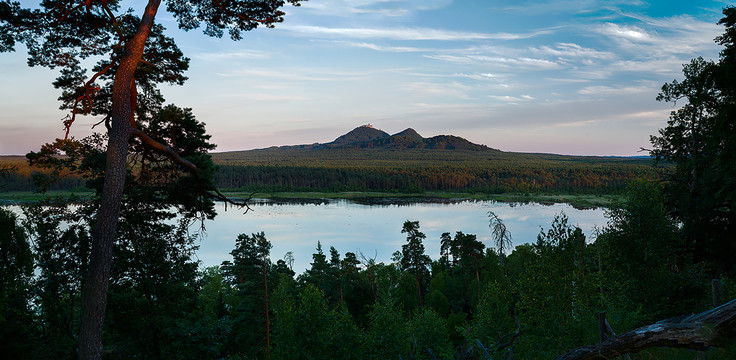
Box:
77;1;161;359
416;274;423;307
557;298;736;360
263;254;270;360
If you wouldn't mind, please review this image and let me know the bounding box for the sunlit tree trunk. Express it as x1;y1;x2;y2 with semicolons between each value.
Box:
77;1;161;359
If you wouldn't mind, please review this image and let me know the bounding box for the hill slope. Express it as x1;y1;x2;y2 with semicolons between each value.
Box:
0;127;660;196
211;136;658;195
332;125;389;145
306;125;495;151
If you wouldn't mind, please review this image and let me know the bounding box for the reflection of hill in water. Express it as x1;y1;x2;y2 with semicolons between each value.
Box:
240;197;478;208
230;197;599;209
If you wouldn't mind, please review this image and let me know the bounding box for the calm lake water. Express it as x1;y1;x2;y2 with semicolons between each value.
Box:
193;199;609;273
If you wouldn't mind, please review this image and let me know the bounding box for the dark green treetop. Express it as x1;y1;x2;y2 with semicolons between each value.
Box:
651;6;736;275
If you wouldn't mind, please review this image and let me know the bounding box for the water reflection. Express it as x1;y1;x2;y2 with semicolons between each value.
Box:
195;199;608;274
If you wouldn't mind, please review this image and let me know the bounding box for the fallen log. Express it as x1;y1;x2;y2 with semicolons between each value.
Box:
557;298;736;360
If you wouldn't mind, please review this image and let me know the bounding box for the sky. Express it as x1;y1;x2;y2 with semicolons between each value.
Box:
0;0;732;156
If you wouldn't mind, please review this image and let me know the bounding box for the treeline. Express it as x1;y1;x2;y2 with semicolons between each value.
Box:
1;149;659;195
2;182;734;359
212;148;658;194
0;156;86;192
214;164;653;194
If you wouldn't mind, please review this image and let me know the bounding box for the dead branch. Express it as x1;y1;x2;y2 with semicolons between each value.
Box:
209;187;254;214
557;298;736;360
496;319;524;352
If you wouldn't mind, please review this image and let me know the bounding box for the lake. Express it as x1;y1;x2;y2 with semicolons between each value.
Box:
193;199;609;273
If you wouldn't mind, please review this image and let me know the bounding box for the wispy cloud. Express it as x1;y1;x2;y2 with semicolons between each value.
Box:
490;0;645;15
191;50;272;61
565;69;613;80
578;83;657;96
401;81;473;99
426;54;562;71
608;58;697;75
597;23;654;42
345;42;426;52
281;25;553;41
531;43;616;61
549;118;603;128
217;68;368;82
594;15;721;57
489;94;535;103
623;109;671;120
222;94;310;103
300;0;452;17
454;72;498;80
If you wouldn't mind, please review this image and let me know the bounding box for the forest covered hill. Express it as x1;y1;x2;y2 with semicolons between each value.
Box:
0;126;661;195
270;125;496;151
209;126;659;194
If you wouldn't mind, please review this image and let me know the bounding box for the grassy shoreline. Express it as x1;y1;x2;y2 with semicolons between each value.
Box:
1;190;619;208
0;190;95;203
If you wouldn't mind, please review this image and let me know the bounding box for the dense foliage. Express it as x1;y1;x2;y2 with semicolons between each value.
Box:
2;182;735;359
651;7;736;276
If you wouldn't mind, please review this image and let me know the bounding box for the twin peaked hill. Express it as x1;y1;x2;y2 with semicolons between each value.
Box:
310;125;495;151
199;124;659;196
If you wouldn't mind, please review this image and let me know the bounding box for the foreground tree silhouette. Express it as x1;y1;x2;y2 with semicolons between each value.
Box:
651;6;736;275
559;7;736;358
400;220;431;308
0;1;303;358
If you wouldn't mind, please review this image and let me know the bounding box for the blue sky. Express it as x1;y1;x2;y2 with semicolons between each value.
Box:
0;0;732;155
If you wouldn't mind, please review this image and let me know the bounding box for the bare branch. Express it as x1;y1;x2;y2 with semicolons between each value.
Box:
209;188;254;213
496;319;524;352
91;114;111;131
488;210;512;257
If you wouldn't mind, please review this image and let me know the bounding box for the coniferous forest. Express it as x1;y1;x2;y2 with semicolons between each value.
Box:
1;2;736;360
1;147;658;196
2;181;736;359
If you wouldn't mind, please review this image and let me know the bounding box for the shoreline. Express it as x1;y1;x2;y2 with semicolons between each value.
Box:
1;190;619;208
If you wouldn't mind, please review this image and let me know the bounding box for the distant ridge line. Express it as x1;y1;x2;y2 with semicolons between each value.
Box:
282;125;498;151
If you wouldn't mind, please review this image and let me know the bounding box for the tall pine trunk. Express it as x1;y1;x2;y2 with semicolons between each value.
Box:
263;254;270;359
416;275;422;307
77;1;161;359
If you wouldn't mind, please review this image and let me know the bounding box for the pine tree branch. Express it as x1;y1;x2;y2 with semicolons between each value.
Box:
131;128;196;170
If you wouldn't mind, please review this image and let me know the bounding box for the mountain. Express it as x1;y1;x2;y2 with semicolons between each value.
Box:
422;135;491;151
259;125;495;151
332;124;389;145
328;125;493;151
393;128;423;141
